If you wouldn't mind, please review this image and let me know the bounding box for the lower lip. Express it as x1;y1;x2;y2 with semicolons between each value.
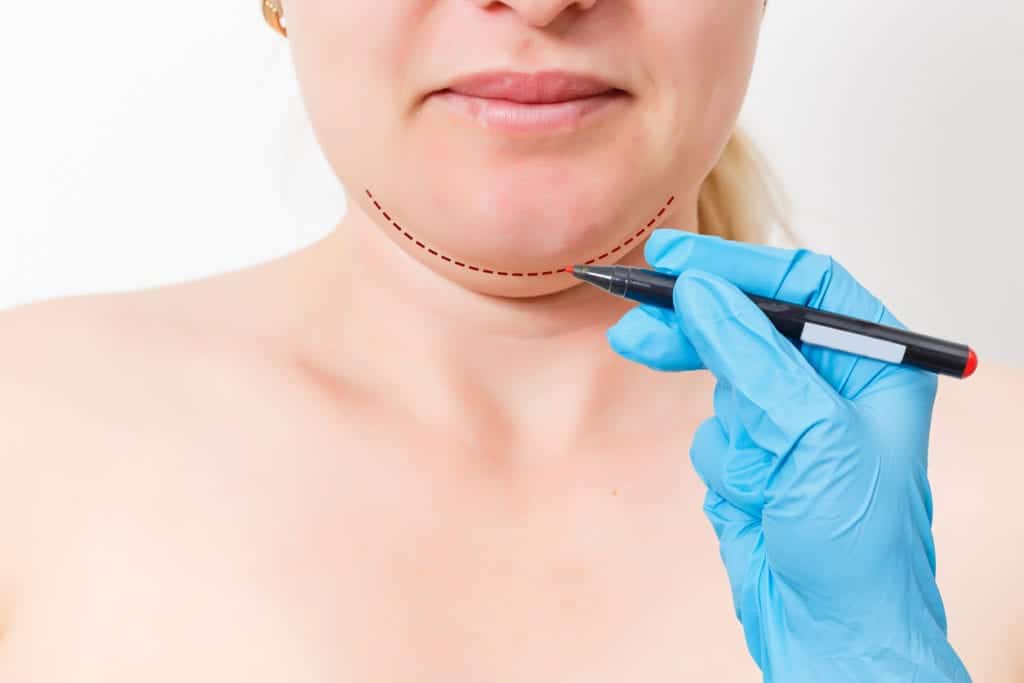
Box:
429;90;628;133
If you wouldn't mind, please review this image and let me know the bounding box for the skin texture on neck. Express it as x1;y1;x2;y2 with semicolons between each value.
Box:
267;0;763;453
280;188;707;454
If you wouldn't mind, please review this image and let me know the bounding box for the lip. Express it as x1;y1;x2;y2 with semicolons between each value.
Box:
444;70;623;104
429;70;629;133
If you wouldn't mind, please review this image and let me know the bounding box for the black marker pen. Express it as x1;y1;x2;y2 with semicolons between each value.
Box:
573;264;978;379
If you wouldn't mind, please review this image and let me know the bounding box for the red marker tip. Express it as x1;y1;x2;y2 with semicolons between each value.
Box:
962;347;978;378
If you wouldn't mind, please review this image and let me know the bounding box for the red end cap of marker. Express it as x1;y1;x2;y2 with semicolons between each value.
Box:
962;347;978;378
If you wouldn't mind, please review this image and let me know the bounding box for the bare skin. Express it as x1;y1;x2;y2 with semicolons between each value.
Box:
3;1;1022;678
0;223;1022;681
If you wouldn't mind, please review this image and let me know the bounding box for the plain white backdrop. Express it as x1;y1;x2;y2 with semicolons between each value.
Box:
2;2;1022;366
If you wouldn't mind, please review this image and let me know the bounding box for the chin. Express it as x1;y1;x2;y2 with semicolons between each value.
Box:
357;120;676;290
439;211;607;276
435;172;629;264
359;174;668;299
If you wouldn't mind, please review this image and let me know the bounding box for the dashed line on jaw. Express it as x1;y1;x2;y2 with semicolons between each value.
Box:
364;188;675;277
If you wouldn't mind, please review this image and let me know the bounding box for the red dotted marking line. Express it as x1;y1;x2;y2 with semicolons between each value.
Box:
365;189;675;277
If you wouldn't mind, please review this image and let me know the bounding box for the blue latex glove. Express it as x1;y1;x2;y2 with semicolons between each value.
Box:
606;230;972;682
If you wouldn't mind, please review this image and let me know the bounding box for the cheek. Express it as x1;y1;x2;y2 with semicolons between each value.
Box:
289;1;404;114
642;3;761;145
290;2;434;185
300;74;388;187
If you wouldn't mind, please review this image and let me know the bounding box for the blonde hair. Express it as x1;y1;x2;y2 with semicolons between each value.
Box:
699;126;797;247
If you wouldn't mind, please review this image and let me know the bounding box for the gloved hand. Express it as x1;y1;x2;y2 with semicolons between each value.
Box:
606;229;972;682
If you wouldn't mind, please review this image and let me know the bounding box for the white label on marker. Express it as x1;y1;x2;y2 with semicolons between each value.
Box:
800;322;907;363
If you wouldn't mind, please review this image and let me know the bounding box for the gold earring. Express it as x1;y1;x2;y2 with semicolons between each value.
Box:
263;0;287;38
262;2;760;38
263;1;760;39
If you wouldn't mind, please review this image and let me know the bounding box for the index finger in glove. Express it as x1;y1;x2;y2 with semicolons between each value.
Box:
675;269;855;458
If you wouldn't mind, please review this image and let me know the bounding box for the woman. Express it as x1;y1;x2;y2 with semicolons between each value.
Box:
0;0;1020;680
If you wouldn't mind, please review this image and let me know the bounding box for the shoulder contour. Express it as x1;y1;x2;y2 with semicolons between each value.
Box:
0;294;138;393
928;360;1024;680
929;360;1021;473
935;358;1021;409
928;357;1023;514
0;295;139;465
0;295;128;635
0;291;203;495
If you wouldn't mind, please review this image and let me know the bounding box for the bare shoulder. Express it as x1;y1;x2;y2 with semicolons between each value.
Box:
0;296;134;462
0;273;297;622
0;247;303;378
0;289;224;403
0;295;133;641
930;360;1022;489
0;247;315;471
0;291;184;488
928;360;1024;680
0;264;301;446
0;295;132;385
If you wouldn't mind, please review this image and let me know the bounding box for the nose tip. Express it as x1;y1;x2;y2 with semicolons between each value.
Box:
469;0;600;28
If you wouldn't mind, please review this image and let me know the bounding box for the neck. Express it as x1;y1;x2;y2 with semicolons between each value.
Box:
282;192;708;453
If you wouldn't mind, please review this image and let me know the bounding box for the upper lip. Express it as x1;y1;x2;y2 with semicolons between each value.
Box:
438;70;624;104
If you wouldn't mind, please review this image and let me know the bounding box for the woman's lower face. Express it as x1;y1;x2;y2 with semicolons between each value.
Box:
286;0;764;294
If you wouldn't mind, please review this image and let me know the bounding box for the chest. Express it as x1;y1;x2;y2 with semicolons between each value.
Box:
7;373;760;681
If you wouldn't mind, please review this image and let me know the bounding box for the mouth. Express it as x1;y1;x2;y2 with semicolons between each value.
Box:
428;69;630;133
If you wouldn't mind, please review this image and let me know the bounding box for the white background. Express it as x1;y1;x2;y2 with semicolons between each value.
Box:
2;1;1022;366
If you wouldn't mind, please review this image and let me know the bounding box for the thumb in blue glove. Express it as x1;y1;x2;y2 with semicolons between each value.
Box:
607;230;972;682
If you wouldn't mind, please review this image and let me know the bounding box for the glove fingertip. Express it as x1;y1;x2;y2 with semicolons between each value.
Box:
606;306;663;349
607;307;703;372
